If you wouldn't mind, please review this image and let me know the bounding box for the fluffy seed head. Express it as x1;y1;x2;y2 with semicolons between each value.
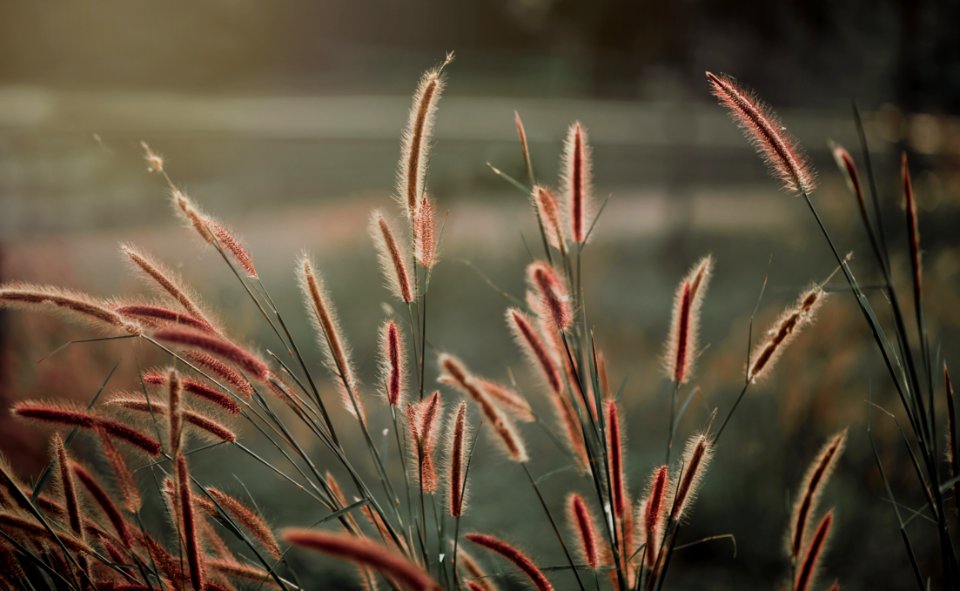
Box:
748;286;826;383
407;391;443;494
789;429;846;559
143;370;240;414
605;400;627;518
506;308;563;396
370;211;415;303
176;453;205;591
466;533;553;591
567;494;600;569
172;189;215;243
664;255;713;384
298;255;364;421
707;71;816;195
121;244;213;327
415;194;439;269
447;401;470;517
141;141;165;173
831;144;864;213
438;353;528;462
795;511;834;591
562;122;592;243
209;220;258;278
532;186;564;251
670;434;713;521
154;328;270;382
476;379;534;423
527;262;572;331
641;466;670;567
206;487;282;560
0;284;140;334
379;320;406;406
398;57;451;219
12;401;161;455
184;351;254;398
284;529;440;590
70;461;132;545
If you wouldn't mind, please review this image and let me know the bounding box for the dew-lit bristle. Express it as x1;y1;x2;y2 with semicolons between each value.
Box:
176;453;205;591
670;434;713;521
154;328;270;382
641;465;669;567
706;71;816;195
795;511;833;591
788;430;846;560
168;369;183;453
206;487;281;560
562;122;592;244
0;284;140;334
831;144;864;214
466;533;553;591
532;186;564;251
527;261;572;331
438;353;528;462
664;255;713;384
447;401;470;517
567;493;600;569
415;194;439;269
299;255;365;421
370;211;415;303
284;529;440;590
506;308;563;396
398;58;450;219
748;287;826;383
208;219;258;278
379;320;406;407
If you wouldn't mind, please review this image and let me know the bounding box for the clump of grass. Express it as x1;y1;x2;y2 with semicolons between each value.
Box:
2;57;920;591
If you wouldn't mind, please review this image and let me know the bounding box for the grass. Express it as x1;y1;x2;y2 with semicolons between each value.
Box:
0;58;954;591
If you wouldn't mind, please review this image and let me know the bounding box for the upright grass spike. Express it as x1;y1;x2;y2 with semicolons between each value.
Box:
663;255;713;385
299;255;365;421
438;353;528;462
465;533;553;591
531;186;565;252
208;219;258;279
379;320;407;407
106;396;237;443
475;379;534;423
669;434;713;522
371;211;415;303
605;399;628;520
52;435;83;542
561;122;592;244
168;369;183;453
566;493;601;569
788;430;846;561
97;428;142;512
794;511;834;591
641;466;670;568
506;308;563;396
748;286;826;383
398;54;453;219
414;195;439;269
706;71;816;195
514;111;534;185
172;189;216;244
70;461;132;545
176;452;205;591
283;529;440;590
407;391;443;494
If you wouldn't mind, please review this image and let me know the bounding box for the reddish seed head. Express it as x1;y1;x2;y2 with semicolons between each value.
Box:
670;434;713;521
902;152;923;302
408;391;443;494
605;400;627;518
748;286;826;383
154;328;270;382
121;244;213;327
398;59;450;219
447;401;469;517
380;320;406;406
562;122;592;244
284;529;440;590
184;351;254;398
477;379;534;423
12;401;161;456
208;219;258;278
831;144;864;213
415;194;439;269
506;308;563;396
206;487;281;560
642;466;669;567
115;304;212;332
567;494;600;569
707;71;816;195
532;186;565;251
466;533;553;591
795;511;834;591
527;261;572;331
371;211;415;303
176;453;205;591
71;461;132;545
0;284;140;334
664;255;713;384
789;430;846;559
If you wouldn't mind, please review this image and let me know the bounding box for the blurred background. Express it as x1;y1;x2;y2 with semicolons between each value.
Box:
2;1;960;589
